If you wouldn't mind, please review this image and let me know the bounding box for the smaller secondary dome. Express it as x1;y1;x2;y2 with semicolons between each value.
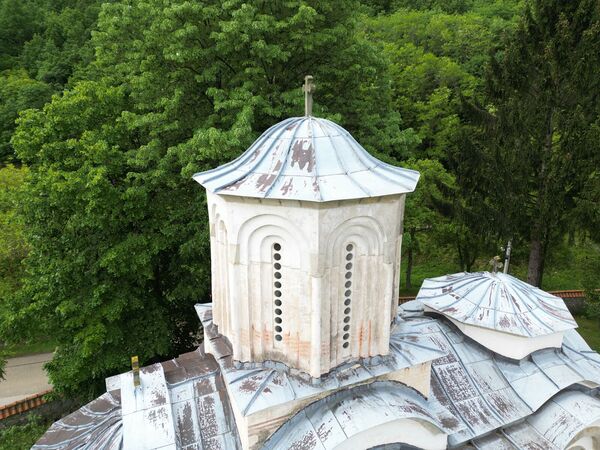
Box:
193;116;419;202
417;272;577;338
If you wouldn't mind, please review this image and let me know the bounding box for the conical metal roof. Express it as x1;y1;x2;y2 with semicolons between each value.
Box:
416;272;577;337
193;116;419;202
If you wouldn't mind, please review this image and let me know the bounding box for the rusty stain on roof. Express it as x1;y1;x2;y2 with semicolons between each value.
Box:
193;117;420;202
196;303;446;419
467;390;600;450
413;314;600;447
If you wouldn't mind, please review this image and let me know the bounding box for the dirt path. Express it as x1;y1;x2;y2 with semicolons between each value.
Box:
0;353;53;406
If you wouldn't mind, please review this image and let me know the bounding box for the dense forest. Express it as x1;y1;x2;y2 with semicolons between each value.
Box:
0;0;599;408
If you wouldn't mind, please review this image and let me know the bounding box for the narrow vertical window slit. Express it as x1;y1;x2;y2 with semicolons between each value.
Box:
342;243;354;350
273;243;283;343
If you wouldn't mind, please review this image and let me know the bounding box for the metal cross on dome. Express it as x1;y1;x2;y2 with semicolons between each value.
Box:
303;75;316;116
489;255;504;274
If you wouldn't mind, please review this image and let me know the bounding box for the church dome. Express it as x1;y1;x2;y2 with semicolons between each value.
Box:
417;271;577;338
193;116;419;202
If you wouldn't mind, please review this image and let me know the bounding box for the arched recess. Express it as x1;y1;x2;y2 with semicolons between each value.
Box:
262;381;448;450
237;214;310;362
568;425;600;449
325;216;388;365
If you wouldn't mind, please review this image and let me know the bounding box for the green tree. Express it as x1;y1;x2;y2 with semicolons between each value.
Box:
382;42;477;159
0;165;29;382
9;0;415;397
403;159;455;288
0;70;53;163
0;0;43;70
20;0;106;87
463;0;600;286
0;165;29;315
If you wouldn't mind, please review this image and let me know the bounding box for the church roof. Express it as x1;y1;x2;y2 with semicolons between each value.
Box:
32;303;600;450
419;315;600;446
32;391;122;450
417;272;577;337
193;116;420;202
33;346;241;450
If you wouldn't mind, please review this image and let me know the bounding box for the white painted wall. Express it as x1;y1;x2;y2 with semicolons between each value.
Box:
206;192;406;377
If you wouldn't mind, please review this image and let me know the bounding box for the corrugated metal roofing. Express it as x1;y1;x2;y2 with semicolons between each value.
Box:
193;117;420;202
406;314;600;447
417;272;577;337
469;390;600;449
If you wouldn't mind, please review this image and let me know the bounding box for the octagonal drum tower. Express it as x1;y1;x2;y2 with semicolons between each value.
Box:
194;96;419;379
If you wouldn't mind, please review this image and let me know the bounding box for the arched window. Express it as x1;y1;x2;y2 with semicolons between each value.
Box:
273;242;283;344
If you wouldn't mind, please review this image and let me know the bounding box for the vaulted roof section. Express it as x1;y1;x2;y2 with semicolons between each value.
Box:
417;272;577;338
193;117;420;202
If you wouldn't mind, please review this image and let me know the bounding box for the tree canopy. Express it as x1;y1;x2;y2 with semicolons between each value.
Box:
0;0;598;401
6;0;418;397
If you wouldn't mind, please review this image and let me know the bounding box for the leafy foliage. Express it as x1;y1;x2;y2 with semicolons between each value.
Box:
0;0;598;402
0;70;53;162
403;159;455;287
0;165;29;323
0;415;48;450
7;0;416;397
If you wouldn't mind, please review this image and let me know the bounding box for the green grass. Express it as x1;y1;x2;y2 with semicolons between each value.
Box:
0;416;48;450
399;259;457;296
1;339;56;358
400;238;600;296
575;315;600;352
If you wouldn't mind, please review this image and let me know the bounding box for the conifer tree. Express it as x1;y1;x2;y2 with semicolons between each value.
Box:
461;0;600;286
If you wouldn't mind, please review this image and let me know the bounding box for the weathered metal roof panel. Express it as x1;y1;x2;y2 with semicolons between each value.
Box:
193;117;420;202
470;432;517;449
262;381;459;450
491;390;600;450
32;391;123;450
405;311;600;447
417;272;577;337
499;422;559;449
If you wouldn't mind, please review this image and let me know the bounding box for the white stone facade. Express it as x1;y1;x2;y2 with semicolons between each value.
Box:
207;191;406;377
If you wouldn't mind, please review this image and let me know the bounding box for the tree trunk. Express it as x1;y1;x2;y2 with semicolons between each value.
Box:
406;228;415;290
527;230;544;287
527;108;553;287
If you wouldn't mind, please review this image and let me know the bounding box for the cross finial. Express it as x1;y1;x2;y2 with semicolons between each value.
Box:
303;75;316;116
489;255;503;274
